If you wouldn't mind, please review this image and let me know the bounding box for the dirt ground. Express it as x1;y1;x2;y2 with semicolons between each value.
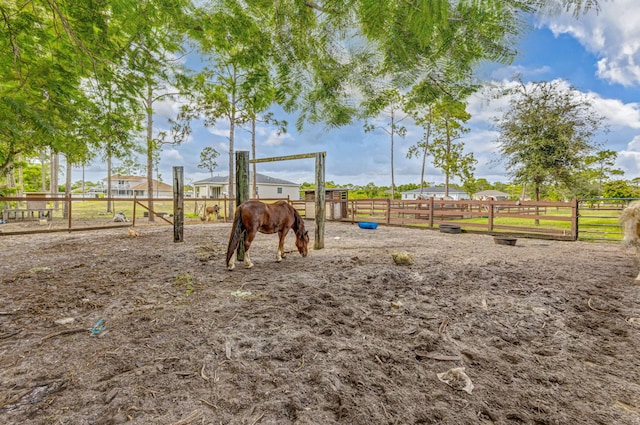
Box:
1;220;639;425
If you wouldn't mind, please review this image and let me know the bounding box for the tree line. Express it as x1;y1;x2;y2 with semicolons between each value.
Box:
3;0;618;215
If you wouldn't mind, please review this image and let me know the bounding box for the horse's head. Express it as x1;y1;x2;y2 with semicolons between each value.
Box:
295;228;310;257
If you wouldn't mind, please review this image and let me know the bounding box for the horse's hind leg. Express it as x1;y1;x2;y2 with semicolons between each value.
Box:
227;247;236;270
243;231;256;268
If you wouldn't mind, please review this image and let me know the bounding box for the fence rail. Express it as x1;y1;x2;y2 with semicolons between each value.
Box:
335;198;579;240
0;195;637;242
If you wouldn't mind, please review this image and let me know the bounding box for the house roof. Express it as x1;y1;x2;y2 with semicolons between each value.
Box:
473;190;510;197
194;173;299;186
301;188;349;193
101;175;172;190
131;181;173;191
401;187;467;194
103;175;144;181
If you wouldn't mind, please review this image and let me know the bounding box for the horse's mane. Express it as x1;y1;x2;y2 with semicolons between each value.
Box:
620;200;640;246
291;205;305;237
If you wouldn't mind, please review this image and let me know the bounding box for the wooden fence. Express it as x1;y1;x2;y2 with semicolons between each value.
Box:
0;195;636;242
329;198;579;240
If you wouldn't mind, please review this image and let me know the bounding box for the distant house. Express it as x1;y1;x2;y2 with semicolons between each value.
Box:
193;173;300;199
400;187;468;201
472;190;511;201
92;175;173;198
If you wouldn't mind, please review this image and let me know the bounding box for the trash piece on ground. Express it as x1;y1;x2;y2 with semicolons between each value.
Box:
437;367;474;394
91;319;106;336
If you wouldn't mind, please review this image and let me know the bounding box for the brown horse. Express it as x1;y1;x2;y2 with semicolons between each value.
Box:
225;200;309;270
200;204;220;221
620;200;640;281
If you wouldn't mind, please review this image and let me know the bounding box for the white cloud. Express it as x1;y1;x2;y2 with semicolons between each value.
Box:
264;130;294;146
539;0;640;86
617;134;640;177
585;92;640;129
162;149;183;162
489;65;551;81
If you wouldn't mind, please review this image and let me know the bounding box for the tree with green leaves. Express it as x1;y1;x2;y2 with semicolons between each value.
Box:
583;149;624;194
428;98;476;197
495;79;605;201
407;104;436;199
198;146;220;177
363;90;408;200
602;179;637;199
190;1;279;214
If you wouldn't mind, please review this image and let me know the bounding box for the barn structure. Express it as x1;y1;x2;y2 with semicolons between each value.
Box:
303;188;349;220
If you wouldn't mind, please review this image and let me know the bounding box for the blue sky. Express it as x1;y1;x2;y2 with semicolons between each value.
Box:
79;1;640;188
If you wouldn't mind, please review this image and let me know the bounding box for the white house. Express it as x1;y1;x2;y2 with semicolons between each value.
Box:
91;175;173;198
193;173;300;199
400;187;468;201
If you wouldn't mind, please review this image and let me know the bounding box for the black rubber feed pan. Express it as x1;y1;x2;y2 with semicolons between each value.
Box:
439;224;461;234
494;236;517;246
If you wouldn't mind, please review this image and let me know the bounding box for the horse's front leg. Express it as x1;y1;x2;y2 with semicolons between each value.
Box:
276;230;288;262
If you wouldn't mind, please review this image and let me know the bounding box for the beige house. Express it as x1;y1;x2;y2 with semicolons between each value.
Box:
193;173;300;199
93;175;173;198
472;190;511;201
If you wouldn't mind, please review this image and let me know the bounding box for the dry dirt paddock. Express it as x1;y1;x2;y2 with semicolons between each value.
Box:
1;221;639;425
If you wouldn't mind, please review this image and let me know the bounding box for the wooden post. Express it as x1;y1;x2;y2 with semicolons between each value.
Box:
571;197;578;241
386;198;391;225
223;194;227;222
429;197;434;228
236;151;250;260
315;152;325;249
67;196;72;231
132;194;137;227
488;199;494;233
173;166;184;242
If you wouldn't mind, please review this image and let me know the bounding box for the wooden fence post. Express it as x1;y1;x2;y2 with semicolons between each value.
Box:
571;197;578;240
429;197;434;228
315;152;326;249
173;166;184;243
236;151;250;260
67;196;72;231
488;199;494;232
386;198;391;225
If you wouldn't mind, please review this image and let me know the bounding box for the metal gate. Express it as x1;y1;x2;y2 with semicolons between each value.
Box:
577;198;638;243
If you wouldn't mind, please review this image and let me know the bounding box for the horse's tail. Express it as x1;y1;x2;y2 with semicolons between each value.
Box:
226;205;244;266
620;201;640;247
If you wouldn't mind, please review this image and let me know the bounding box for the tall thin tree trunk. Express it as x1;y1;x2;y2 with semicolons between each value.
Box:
16;154;23;196
228;115;236;217
444;121;451;198
146;83;155;222
107;153;112;213
64;155;71;218
40;150;47;192
251;117;257;199
419;114;432;199
390;109;395;200
51;152;59;209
